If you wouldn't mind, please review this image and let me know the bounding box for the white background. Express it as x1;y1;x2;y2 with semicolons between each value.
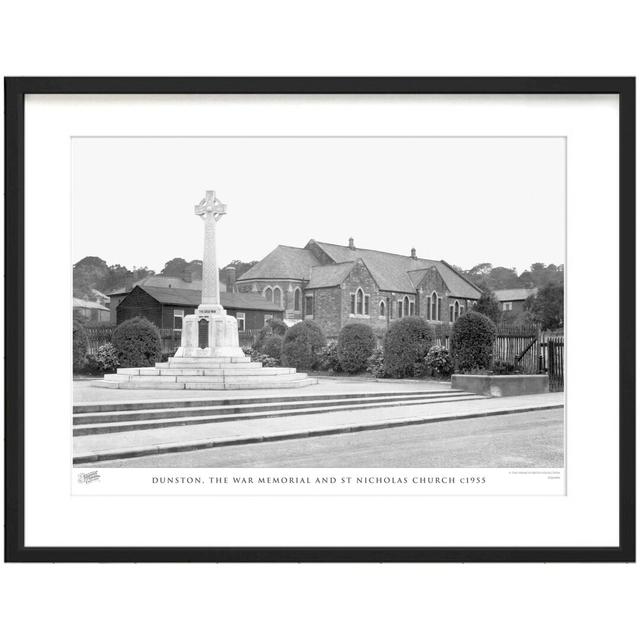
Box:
1;2;638;640
27;94;604;546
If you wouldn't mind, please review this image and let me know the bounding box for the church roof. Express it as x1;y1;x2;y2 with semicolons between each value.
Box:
237;245;320;281
137;285;282;311
235;239;482;298
306;262;356;289
311;241;481;297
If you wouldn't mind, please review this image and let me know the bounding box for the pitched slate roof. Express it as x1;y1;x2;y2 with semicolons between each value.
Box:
137;285;282;311
310;241;481;297
237;245;321;281
493;287;538;302
107;275;225;296
306;262;356;289
73;297;109;311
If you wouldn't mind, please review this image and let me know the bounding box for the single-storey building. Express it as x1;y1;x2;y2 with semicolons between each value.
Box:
115;284;284;337
235;237;482;338
493;287;538;314
107;273;226;325
73;297;110;324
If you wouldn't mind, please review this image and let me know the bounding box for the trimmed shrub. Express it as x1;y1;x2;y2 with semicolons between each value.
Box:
424;345;454;378
73;320;89;372
255;318;288;350
492;360;523;375
112;316;162;367
366;346;385;378
316;341;341;373
383;316;435;378
281;320;326;371
261;335;283;361
337;323;376;374
451;311;497;372
85;342;120;373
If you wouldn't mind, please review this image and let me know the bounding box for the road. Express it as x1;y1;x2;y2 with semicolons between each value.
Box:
86;408;564;468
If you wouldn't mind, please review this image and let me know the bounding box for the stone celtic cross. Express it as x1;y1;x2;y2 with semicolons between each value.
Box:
195;190;227;312
195;190;227;221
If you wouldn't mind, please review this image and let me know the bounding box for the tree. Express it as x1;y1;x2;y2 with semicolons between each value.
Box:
73;256;109;298
524;283;564;331
220;259;259;280
161;257;190;276
474;290;501;323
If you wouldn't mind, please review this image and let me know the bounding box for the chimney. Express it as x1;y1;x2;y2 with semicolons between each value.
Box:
224;265;237;292
182;269;192;283
411;248;417;259
348;237;355;250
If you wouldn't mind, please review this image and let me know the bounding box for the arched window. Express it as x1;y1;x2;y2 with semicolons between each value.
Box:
273;286;282;307
431;292;437;321
397;300;403;318
356;288;364;315
454;300;460;320
264;287;273;302
403;296;410;317
294;288;301;311
379;300;386;318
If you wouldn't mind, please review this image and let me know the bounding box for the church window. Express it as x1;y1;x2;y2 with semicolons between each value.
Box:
379;300;386;318
356;288;364;315
294;288;301;311
273;286;282;307
264;287;273;302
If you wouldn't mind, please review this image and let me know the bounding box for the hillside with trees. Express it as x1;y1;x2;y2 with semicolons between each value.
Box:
73;256;258;299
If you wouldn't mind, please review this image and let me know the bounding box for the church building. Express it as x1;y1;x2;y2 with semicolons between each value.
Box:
235;238;482;338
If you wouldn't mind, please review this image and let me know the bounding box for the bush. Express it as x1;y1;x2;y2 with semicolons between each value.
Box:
424;345;454;378
261;335;283;361
451;311;496;372
383;316;435;378
255;318;288;350
85;342;120;373
281;320;326;371
337;323;376;374
73;320;89;372
316;341;341;373
492;360;523;375
112;316;162;367
366;347;385;378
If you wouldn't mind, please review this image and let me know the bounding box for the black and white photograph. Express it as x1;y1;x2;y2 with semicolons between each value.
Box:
71;136;566;478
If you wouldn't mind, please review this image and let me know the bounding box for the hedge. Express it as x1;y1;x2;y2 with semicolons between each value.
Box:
337;323;376;374
112;316;162;367
383;316;434;378
281;320;326;371
73;320;89;372
451;310;496;372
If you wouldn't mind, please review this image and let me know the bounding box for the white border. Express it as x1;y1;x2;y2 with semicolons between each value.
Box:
24;94;618;547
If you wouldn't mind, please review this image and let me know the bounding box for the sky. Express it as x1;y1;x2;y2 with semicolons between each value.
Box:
72;137;565;274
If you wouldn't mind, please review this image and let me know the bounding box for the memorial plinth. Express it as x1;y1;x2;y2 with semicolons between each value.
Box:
96;190;315;390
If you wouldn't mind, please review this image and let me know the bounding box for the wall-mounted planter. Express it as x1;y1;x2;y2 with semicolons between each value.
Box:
451;374;550;397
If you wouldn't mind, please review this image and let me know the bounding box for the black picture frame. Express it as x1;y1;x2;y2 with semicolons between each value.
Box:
4;77;635;563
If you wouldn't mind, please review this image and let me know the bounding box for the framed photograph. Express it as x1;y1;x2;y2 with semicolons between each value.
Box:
4;77;635;562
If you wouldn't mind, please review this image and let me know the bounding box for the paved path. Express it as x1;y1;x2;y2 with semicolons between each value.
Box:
82;408;564;468
74;377;451;404
74;392;564;463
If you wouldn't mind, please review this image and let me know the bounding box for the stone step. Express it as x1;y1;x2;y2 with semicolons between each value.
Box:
73;393;485;436
159;362;263;370
94;376;318;391
73;391;475;425
115;367;297;378
73;389;460;414
167;356;250;364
